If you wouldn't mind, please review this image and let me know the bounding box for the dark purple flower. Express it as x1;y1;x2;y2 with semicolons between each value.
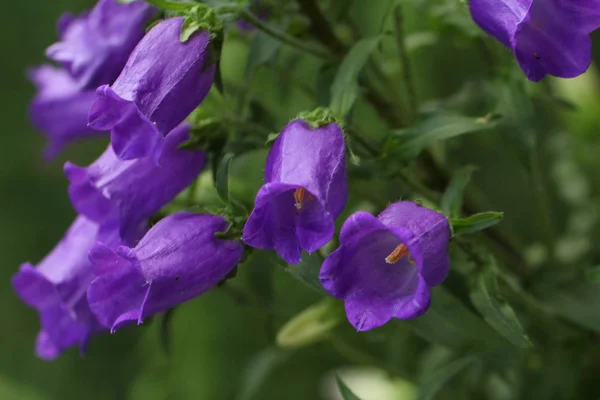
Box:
319;201;451;331
46;0;156;89
64;124;205;243
88;17;215;161
28;65;104;159
87;212;244;332
242;120;348;264
12;217;114;359
469;0;600;81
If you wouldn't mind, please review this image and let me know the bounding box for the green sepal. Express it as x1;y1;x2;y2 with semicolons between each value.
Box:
294;107;341;129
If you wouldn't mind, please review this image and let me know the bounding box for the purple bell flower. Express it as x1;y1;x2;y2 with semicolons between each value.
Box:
469;0;600;81
28;65;104;159
88;17;215;161
242;120;348;264
319;201;451;331
12;217;119;359
64;124;205;243
46;0;156;89
87;212;244;332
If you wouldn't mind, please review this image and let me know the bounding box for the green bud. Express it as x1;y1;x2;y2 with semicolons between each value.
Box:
276;298;344;348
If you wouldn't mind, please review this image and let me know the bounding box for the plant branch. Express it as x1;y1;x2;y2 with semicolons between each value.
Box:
393;5;418;124
295;0;347;54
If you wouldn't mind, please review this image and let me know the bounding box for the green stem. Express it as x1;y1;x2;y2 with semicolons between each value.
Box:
295;0;347;54
529;144;556;256
240;11;333;60
145;0;194;11
393;5;418;124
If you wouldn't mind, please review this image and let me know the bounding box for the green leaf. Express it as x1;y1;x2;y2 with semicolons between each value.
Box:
469;262;532;349
585;265;600;283
409;286;504;349
144;0;194;10
216;152;234;205
276;298;344;348
441;165;478;217
235;348;292;400
285;252;328;295
336;377;363;400
246;32;281;76
330;36;381;117
450;212;504;236
392;112;500;159
418;356;475;400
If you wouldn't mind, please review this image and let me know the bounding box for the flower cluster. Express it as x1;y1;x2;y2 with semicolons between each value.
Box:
16;0;459;360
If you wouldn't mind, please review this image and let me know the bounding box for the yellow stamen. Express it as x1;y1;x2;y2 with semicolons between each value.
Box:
385;244;414;264
293;188;314;210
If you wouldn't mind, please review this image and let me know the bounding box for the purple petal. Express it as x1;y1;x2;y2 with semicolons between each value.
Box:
88;213;244;331
469;0;532;48
27;65;105;159
65;124;204;243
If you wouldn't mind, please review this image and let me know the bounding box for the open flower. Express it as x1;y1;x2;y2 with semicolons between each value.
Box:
11;217;133;359
88;17;215;161
319;202;451;331
46;0;156;89
28;65;104;159
469;0;600;81
87;212;244;332
242;120;348;264
64;124;205;243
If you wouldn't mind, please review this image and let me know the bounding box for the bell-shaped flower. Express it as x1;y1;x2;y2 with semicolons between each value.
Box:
11;217;134;359
87;212;244;332
242;120;348;264
64;124;204;243
87;17;215;161
28;65;104;159
319;201;451;331
46;0;156;89
469;0;600;81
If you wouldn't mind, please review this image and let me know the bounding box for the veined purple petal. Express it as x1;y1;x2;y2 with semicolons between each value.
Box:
87;17;215;161
243;120;348;264
65;124;205;243
27;65;105;159
87;212;244;332
46;0;156;89
319;202;450;331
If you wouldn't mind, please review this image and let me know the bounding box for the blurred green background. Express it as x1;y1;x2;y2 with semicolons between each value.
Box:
4;0;600;399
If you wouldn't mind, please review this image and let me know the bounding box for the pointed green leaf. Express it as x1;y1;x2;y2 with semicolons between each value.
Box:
441;165;478;217
285;252;328;295
450;212;503;236
392;112;500;159
246;32;281;76
418;356;475;400
336;377;363;400
330;36;382;117
469;262;532;349
216;152;234;205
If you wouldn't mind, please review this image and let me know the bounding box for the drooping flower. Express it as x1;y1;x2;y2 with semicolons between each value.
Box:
64;124;205;243
319;201;451;331
469;0;600;81
28;65;104;159
87;212;244;332
46;0;156;89
242;120;348;264
11;217;131;359
88;17;215;161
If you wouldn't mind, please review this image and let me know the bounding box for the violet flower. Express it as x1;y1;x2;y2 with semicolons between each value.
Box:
319;201;451;331
12;217;121;359
28;65;104;159
87;212;244;332
88;17;215;161
46;0;156;89
242;120;348;264
64;124;205;243
469;0;600;81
